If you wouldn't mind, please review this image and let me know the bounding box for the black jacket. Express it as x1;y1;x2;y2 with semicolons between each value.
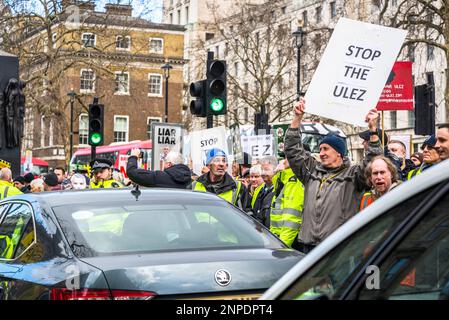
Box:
126;156;192;189
196;172;252;213
252;184;275;228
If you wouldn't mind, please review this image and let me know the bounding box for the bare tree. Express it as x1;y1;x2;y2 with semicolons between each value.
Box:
377;0;449;122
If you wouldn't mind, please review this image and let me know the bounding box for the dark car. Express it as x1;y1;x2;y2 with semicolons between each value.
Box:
0;188;302;300
262;159;449;300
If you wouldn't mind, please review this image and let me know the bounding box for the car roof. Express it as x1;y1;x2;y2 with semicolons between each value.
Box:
262;158;449;299
5;188;227;208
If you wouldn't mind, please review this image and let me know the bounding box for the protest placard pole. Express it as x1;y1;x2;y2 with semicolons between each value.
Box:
381;111;385;148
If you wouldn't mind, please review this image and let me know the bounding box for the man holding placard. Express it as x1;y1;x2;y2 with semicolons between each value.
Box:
284;98;382;253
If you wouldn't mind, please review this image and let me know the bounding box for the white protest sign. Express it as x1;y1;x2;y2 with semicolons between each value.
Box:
305;18;407;127
190;126;228;176
151;123;183;170
390;134;412;159
242;135;273;159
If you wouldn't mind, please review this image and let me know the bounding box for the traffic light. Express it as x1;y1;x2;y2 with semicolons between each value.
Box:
88;98;104;146
206;60;227;116
189;80;207;117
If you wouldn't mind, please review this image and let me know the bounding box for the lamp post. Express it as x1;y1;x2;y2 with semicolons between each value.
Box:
161;61;173;123
67;89;77;171
292;21;304;101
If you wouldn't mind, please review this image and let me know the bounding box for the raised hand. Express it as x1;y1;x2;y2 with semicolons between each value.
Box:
365;108;379;130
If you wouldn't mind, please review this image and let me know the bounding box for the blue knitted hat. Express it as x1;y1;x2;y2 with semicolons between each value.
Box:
205;148;227;165
320;134;347;157
421;135;436;150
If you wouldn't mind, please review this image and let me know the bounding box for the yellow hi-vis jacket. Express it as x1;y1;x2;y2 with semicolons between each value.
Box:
0;180;23;200
192;180;242;206
90;179;123;189
251;183;265;209
270;168;304;247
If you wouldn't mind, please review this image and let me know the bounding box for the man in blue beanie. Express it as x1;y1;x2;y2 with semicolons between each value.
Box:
407;135;440;180
192;148;251;212
284;98;383;253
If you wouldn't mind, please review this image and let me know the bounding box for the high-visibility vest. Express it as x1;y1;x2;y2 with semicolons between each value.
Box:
360;192;375;211
270;168;304;247
90;179;123;189
0;181;23;200
192;180;242;206
251;183;265;209
0;217;26;259
0;235;13;259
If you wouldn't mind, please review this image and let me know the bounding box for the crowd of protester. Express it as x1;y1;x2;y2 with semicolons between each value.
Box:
1;99;449;255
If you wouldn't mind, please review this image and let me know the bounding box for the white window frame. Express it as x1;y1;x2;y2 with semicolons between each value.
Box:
80;69;95;93
82;32;96;47
148;73;163;97
114;71;130;95
114;115;129;143
149;37;164;54
116;35;131;51
78;113;89;146
40;116;45;147
147;117;162;139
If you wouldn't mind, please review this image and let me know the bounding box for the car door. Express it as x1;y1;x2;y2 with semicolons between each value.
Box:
273;181;442;300
0;201;36;300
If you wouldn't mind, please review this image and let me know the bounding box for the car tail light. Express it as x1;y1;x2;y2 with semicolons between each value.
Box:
50;288;156;300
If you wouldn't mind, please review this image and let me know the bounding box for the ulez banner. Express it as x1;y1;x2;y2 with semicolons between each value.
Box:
376;61;414;111
304;18;407;127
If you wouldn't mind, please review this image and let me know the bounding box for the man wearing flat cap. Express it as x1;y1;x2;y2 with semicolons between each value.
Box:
192;148;251;212
89;158;123;189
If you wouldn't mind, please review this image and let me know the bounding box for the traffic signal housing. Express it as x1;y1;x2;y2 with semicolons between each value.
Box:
206;60;227;116
88;100;104;146
189;80;207;117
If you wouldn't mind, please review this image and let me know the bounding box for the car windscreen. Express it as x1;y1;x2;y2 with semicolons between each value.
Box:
53;199;284;257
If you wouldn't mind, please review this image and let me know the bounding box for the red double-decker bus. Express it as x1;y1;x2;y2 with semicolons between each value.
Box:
70;140;152;175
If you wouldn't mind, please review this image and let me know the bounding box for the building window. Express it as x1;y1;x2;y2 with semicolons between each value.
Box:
244;107;249;123
302;11;308;26
330;2;336;18
177;9;181;24
41;116;46;147
149;38;163;54
147;117;162;139
79;114;88;145
408;44;415;62
427;44;434;60
407;110;415;127
281;6;286;15
169;13;173;24
114;116;129;142
234;62;239;77
148;74;162;96
185;6;189;23
115;72;129;94
116;35;130;50
316;6;322;23
215;45;219;59
82;33;96;47
80;69;95;92
390;111;397;129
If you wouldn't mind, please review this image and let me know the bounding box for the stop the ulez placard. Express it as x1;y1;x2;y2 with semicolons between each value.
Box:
304;18;407;127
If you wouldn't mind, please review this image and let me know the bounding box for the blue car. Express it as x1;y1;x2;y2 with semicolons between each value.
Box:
0;188;302;300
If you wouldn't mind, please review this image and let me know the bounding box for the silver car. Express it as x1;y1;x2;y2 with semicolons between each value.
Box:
262;159;449;300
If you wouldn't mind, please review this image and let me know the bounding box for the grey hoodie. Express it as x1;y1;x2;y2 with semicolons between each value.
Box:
285;128;383;245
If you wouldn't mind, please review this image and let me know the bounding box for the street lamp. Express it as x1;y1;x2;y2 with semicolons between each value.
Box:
161;61;173;123
292;20;304;101
67;89;77;171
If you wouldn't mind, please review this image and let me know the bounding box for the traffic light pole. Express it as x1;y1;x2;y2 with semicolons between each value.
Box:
91;146;96;163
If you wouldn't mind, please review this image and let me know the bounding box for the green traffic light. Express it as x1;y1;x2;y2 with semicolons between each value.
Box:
90;132;102;145
210;98;224;112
